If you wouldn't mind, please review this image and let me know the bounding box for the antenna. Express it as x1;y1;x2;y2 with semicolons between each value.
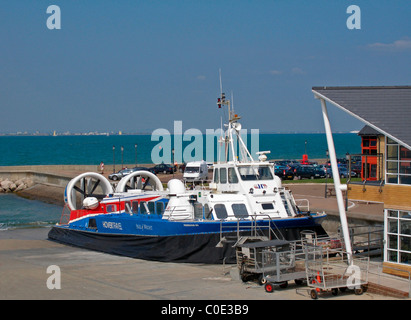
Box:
219;69;223;95
231;91;234;114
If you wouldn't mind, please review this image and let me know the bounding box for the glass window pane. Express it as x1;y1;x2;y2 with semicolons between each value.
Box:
386;161;398;173
400;146;411;160
232;203;249;218
399;161;411;174
387;137;397;144
194;203;203;219
125;201;132;214
399;175;411;185
388;250;398;263
262;203;274;210
388;218;398;233
400;235;411;252
140;201;147;214
156;202;164;215
386;174;398;184
148;202;155;214
386;145;398;160
213;169;219;183
388;234;398;249
228;168;238;183
214;204;228;219
132;202;139;214
400;251;411;264
388;210;398;218
106;204;117;213
400;211;411;219
220;168;227;184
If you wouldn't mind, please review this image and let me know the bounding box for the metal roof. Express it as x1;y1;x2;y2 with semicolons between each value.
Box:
312;86;411;150
358;125;382;136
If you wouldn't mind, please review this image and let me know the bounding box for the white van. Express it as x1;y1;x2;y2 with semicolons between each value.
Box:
183;160;209;181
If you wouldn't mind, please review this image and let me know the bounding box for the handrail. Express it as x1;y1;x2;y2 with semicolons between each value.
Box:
218;214;285;245
295;198;310;212
368;262;411;297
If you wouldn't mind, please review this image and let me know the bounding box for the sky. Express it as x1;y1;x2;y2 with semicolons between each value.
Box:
0;0;410;134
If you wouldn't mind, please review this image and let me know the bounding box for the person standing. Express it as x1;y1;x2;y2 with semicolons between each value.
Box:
100;162;105;174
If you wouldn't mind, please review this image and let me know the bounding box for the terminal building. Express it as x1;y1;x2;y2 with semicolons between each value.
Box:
312;86;411;277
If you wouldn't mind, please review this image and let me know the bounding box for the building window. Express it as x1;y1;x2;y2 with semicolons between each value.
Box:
361;135;379;181
385;138;411;185
385;209;411;265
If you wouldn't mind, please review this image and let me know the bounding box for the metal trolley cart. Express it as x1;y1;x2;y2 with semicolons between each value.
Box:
236;239;291;285
261;242;307;293
305;245;369;299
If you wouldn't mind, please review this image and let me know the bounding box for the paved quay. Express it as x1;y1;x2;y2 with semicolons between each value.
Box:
0;228;401;300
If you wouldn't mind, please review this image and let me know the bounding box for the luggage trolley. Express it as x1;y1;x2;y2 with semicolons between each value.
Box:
305;245;369;299
236;239;291;285
261;241;307;293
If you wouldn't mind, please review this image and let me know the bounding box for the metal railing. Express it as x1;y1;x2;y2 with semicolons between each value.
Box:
218;214;284;247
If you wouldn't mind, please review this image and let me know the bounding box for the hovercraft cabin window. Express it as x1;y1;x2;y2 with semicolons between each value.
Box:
232;203;249;218
214;204;228;219
139;201;149;214
105;204;117;213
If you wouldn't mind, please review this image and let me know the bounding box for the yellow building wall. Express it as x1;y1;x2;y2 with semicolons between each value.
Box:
349;184;411;210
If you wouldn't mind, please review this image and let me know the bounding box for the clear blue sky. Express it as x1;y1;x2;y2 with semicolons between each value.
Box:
1;0;410;134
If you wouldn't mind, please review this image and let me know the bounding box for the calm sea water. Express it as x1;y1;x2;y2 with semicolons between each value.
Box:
0;133;360;229
0;133;360;166
0;194;63;230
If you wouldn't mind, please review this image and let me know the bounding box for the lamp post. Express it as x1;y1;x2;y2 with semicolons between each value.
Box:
172;148;175;178
345;152;351;210
325;149;329;198
121;146;124;169
112;145;115;173
135;144;137;166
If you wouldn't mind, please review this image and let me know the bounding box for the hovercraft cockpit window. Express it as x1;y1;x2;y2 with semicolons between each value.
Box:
238;165;273;181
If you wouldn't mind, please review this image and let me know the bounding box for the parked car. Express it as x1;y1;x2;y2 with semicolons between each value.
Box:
132;166;155;174
274;166;294;180
351;163;362;175
295;165;325;180
151;163;175;174
108;168;134;181
327;165;357;178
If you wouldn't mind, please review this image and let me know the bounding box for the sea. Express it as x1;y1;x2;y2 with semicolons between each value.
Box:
0;193;62;230
0;133;360;166
0;133;360;230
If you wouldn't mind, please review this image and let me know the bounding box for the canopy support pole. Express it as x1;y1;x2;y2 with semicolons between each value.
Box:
319;97;353;261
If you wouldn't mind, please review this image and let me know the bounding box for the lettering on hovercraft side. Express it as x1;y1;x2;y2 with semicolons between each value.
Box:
102;221;123;230
254;184;267;189
136;224;153;231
